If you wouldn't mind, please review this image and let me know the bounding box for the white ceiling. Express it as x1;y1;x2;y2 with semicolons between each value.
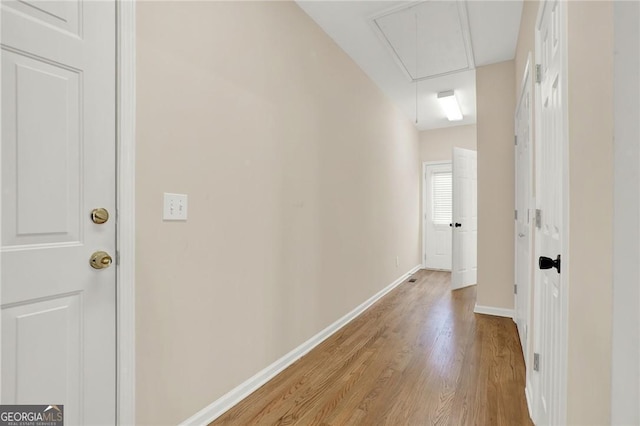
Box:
296;1;523;131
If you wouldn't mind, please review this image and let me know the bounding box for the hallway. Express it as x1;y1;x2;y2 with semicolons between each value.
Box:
211;270;532;425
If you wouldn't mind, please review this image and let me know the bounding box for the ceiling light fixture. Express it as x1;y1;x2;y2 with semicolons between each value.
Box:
437;90;463;121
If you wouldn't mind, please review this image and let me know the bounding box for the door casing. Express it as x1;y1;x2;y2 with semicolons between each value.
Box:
115;2;136;424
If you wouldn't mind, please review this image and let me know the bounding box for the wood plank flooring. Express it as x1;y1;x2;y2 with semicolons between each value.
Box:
210;269;533;426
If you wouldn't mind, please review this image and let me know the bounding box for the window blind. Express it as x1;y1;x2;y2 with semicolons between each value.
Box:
432;171;452;225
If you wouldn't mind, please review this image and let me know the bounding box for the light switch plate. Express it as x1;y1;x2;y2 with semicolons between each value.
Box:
163;193;188;221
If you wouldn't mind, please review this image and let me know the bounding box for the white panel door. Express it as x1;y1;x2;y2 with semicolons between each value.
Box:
534;0;567;424
1;1;116;425
452;147;477;290
515;57;533;359
424;163;452;270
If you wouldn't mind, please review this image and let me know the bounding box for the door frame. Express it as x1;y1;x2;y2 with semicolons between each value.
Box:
422;161;453;271
514;52;534;412
422;161;452;269
531;0;570;423
0;1;136;423
116;1;136;425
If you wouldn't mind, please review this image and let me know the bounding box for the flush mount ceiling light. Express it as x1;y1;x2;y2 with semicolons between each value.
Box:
437;90;463;121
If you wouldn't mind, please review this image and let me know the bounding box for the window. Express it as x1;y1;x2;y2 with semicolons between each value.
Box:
432;171;452;225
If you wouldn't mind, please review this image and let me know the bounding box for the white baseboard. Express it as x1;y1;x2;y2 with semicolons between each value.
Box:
525;383;534;423
180;264;423;426
473;304;515;319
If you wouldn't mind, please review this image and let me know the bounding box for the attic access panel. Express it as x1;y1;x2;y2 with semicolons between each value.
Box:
372;1;475;82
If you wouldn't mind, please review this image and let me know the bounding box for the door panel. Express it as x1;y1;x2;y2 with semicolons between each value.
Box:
1;1;116;424
2;50;82;248
3;295;81;407
452;147;477;289
3;0;81;36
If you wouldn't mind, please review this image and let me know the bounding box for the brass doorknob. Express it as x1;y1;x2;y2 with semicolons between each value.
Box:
90;251;113;269
91;208;109;224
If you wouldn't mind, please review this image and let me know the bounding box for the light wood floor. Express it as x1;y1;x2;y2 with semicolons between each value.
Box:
211;270;533;426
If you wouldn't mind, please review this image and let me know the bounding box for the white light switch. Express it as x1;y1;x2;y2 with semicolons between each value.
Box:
163;193;188;221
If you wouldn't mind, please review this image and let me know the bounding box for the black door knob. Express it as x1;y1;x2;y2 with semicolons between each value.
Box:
449;223;453;227
455;223;462;227
539;254;561;273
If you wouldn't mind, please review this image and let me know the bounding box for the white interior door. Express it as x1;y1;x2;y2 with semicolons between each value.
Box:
1;1;117;424
515;57;534;359
533;0;567;424
423;163;452;270
452;147;477;290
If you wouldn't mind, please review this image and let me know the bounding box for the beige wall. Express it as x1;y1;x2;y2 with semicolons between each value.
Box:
136;2;420;424
418;124;477;163
566;2;614;423
476;61;516;310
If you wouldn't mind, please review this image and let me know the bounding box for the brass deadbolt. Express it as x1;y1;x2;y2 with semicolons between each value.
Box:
91;208;109;224
90;251;113;269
